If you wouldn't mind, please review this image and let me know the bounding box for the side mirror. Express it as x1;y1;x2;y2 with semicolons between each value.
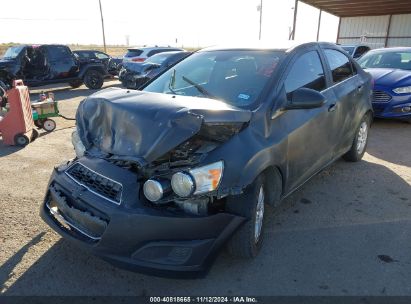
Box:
286;87;326;110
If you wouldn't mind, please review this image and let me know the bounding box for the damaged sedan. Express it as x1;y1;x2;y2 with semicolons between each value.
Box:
40;42;373;277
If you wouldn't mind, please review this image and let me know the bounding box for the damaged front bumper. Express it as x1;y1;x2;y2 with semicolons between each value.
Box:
40;157;244;277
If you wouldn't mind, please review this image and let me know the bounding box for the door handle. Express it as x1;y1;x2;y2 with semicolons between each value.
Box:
357;85;363;91
328;103;338;112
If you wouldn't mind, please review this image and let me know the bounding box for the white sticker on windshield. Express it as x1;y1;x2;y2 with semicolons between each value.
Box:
238;94;250;100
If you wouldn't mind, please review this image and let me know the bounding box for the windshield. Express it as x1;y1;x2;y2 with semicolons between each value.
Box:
146;53;173;65
143;50;283;108
342;46;355;56
3;46;25;59
358;51;411;70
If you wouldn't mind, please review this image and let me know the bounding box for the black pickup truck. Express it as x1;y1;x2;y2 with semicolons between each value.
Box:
0;44;108;89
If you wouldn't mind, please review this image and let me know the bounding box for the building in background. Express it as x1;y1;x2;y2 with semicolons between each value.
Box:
296;0;411;49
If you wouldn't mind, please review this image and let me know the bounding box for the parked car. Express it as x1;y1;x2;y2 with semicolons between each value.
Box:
0;45;107;89
40;42;372;277
341;44;370;59
73;50;121;76
119;51;191;89
122;46;184;63
358;47;411;122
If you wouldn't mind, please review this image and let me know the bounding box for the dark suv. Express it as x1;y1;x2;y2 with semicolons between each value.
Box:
40;42;372;277
0;44;107;89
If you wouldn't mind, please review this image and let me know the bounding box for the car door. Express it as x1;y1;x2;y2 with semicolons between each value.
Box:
46;45;78;79
279;47;339;192
322;48;364;156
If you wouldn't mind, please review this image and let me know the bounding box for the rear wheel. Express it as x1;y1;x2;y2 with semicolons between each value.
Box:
83;70;104;89
14;134;30;147
34;119;44;129
43;119;56;132
226;175;266;258
343;114;371;162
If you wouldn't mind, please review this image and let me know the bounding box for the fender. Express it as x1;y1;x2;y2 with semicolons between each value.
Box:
78;63;107;79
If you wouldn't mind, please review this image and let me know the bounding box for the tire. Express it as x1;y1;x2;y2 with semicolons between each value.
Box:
43;119;56;132
34;119;44;129
343;114;371;162
83;69;104;89
226;174;267;258
31;129;39;141
14;134;30;147
69;80;83;89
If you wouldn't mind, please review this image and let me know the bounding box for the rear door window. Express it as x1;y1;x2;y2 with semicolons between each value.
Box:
284;50;326;98
47;46;72;60
324;49;355;84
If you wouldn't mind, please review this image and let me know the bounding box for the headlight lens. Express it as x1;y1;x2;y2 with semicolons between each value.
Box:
393;86;411;94
71;130;85;158
189;161;224;195
143;179;164;202
171;172;195;197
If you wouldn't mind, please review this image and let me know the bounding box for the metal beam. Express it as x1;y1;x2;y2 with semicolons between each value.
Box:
385;14;393;47
291;0;298;40
316;9;322;41
300;0;411;17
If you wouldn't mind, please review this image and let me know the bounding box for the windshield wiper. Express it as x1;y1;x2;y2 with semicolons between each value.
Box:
182;75;215;99
168;69;177;94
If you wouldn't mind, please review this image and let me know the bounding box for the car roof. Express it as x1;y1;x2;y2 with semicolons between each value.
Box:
367;47;411;53
199;41;335;53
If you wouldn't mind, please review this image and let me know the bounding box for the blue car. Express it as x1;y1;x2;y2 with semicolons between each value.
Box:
358;47;411;122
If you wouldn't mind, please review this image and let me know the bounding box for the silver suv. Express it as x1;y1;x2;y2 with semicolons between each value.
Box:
122;46;184;63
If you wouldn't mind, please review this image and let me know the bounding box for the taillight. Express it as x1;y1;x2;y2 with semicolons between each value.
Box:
132;58;145;62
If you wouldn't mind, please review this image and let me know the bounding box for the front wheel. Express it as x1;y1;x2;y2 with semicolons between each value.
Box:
43;119;56;132
226;175;266;258
343;114;371;162
83;70;104;89
14;134;30;147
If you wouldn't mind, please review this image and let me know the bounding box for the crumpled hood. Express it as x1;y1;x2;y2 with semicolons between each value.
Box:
365;68;411;87
76;88;252;163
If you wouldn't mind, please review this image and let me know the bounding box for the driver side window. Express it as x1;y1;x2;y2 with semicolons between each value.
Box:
284;51;326;100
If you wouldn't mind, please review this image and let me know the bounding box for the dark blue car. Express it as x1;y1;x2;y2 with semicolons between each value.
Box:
358;47;411;122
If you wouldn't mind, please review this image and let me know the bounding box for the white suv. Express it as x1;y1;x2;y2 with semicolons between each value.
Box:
122;46;184;63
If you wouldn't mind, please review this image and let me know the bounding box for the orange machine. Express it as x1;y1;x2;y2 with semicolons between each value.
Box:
0;80;38;146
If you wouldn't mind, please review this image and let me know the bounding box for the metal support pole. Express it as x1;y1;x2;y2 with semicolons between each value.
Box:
98;0;107;53
259;0;263;40
291;0;298;40
316;9;322;41
336;17;341;43
385;14;392;47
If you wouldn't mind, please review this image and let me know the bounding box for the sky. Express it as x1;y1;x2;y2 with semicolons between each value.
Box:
0;0;339;48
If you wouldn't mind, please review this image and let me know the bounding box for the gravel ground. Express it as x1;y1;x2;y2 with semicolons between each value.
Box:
0;80;410;296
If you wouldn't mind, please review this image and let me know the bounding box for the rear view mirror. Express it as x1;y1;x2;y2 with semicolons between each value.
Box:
286;88;326;110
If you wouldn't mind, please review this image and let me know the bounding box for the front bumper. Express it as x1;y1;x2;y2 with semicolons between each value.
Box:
40;157;244;277
372;87;411;119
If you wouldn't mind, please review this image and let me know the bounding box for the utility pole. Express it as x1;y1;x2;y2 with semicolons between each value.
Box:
291;0;298;40
98;0;107;52
258;0;263;40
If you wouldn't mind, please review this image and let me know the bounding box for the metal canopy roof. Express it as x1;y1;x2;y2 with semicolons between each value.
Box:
300;0;411;17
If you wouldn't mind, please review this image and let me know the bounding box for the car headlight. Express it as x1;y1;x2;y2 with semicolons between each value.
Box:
393;86;411;94
71;130;86;158
171;161;224;197
171;172;195;197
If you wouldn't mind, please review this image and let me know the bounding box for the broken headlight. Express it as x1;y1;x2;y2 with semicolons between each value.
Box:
171;161;224;197
71;130;86;158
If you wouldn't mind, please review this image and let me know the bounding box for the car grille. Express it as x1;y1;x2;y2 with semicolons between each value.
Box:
372;90;392;102
66;163;122;205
